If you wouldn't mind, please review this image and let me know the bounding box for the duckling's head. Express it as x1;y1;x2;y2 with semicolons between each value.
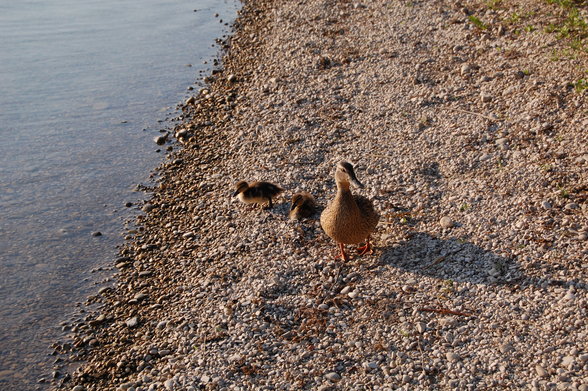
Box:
290;192;310;211
233;181;249;197
335;161;364;189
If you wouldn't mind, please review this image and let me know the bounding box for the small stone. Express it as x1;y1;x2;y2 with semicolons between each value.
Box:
318;303;329;310
481;93;493;102
561;356;574;368
364;361;378;370
565;202;579;210
185;97;196;105
142;204;156;213
446;352;460;362
499;343;514;354
563;291;575;301
541;201;552;209
164;379;175;390
98;287;111;295
72;386;85;391
92;231;102;237
325;372;341;382
134;292;148;301
155;134;169;145
579;353;588;362
440;216;454;228
340;286;351;295
416;322;426;333
535;364;548;377
579;232;588;241
348;290;359;299
126;317;139;328
157;320;168;329
227;74;237;83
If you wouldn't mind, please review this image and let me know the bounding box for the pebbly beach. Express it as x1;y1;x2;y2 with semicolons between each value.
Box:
54;0;587;390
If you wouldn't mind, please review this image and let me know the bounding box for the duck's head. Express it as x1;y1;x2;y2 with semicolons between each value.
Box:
233;181;249;196
335;161;364;189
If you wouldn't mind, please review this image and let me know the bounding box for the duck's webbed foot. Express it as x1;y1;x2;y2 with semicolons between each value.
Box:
356;237;373;256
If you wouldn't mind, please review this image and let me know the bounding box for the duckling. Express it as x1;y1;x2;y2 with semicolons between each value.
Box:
289;191;317;220
233;181;284;209
320;161;379;261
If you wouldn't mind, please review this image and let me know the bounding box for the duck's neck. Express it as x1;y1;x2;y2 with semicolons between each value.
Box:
336;180;353;197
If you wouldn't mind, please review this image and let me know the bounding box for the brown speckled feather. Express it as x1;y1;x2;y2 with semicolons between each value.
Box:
320;189;379;244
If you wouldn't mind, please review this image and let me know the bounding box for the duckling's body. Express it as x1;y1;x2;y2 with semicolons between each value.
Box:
233;181;283;209
320;161;379;261
289;191;317;220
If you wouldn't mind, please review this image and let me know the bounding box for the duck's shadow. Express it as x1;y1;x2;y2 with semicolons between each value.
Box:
378;232;585;290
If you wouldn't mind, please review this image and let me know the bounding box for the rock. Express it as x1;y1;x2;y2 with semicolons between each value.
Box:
134;292;148;301
348;290;359;299
154;134;168;145
579;353;588;362
579;232;588;241
365;361;378;370
126;317;138;328
446;352;460;362
142;204;156;212
440;216;454;228
72;386;85;391
227;74;237;83
164;379;175;390
561;356;574;368
185;97;196;105
541;201;552;209
92;231;102;237
98;287;111;295
499;343;514;354
416;322;426;333
481;93;493;103
157;320;168;329
535;364;548;377
340;286;351;295
325;372;341;382
565;202;579;210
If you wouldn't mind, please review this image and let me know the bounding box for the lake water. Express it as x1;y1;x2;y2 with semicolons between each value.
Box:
0;0;238;389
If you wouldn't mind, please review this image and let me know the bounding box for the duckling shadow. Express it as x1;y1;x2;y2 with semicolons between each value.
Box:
379;232;519;286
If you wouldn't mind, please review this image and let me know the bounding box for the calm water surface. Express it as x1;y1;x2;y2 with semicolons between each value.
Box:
0;0;238;388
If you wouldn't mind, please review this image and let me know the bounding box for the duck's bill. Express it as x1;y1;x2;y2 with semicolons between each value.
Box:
350;175;365;189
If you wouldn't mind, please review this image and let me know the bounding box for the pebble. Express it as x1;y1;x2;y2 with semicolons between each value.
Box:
561;356;574;368
92;231;102;237
480;93;493;102
72;386;85;391
416;322;426;333
541;200;552;209
164;379;175;390
535;364;548;378
440;216;454;228
325;372;341;382
446;352;460;362
348;290;359;299
126;317;139;328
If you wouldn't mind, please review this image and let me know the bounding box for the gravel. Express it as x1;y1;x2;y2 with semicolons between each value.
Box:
54;0;587;390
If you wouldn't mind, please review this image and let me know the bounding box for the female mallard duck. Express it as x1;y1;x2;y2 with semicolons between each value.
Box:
233;181;284;209
289;191;317;220
320;161;379;261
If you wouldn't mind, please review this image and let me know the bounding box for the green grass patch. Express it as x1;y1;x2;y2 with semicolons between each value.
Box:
469;15;488;30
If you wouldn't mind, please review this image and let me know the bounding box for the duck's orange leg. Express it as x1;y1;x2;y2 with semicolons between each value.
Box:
356;236;373;256
335;242;349;261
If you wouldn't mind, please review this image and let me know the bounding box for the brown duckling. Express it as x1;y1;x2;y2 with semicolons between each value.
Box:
320;161;379;261
233;181;284;209
289;191;317;220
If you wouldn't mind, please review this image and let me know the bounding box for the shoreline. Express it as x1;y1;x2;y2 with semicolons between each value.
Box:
56;0;587;390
